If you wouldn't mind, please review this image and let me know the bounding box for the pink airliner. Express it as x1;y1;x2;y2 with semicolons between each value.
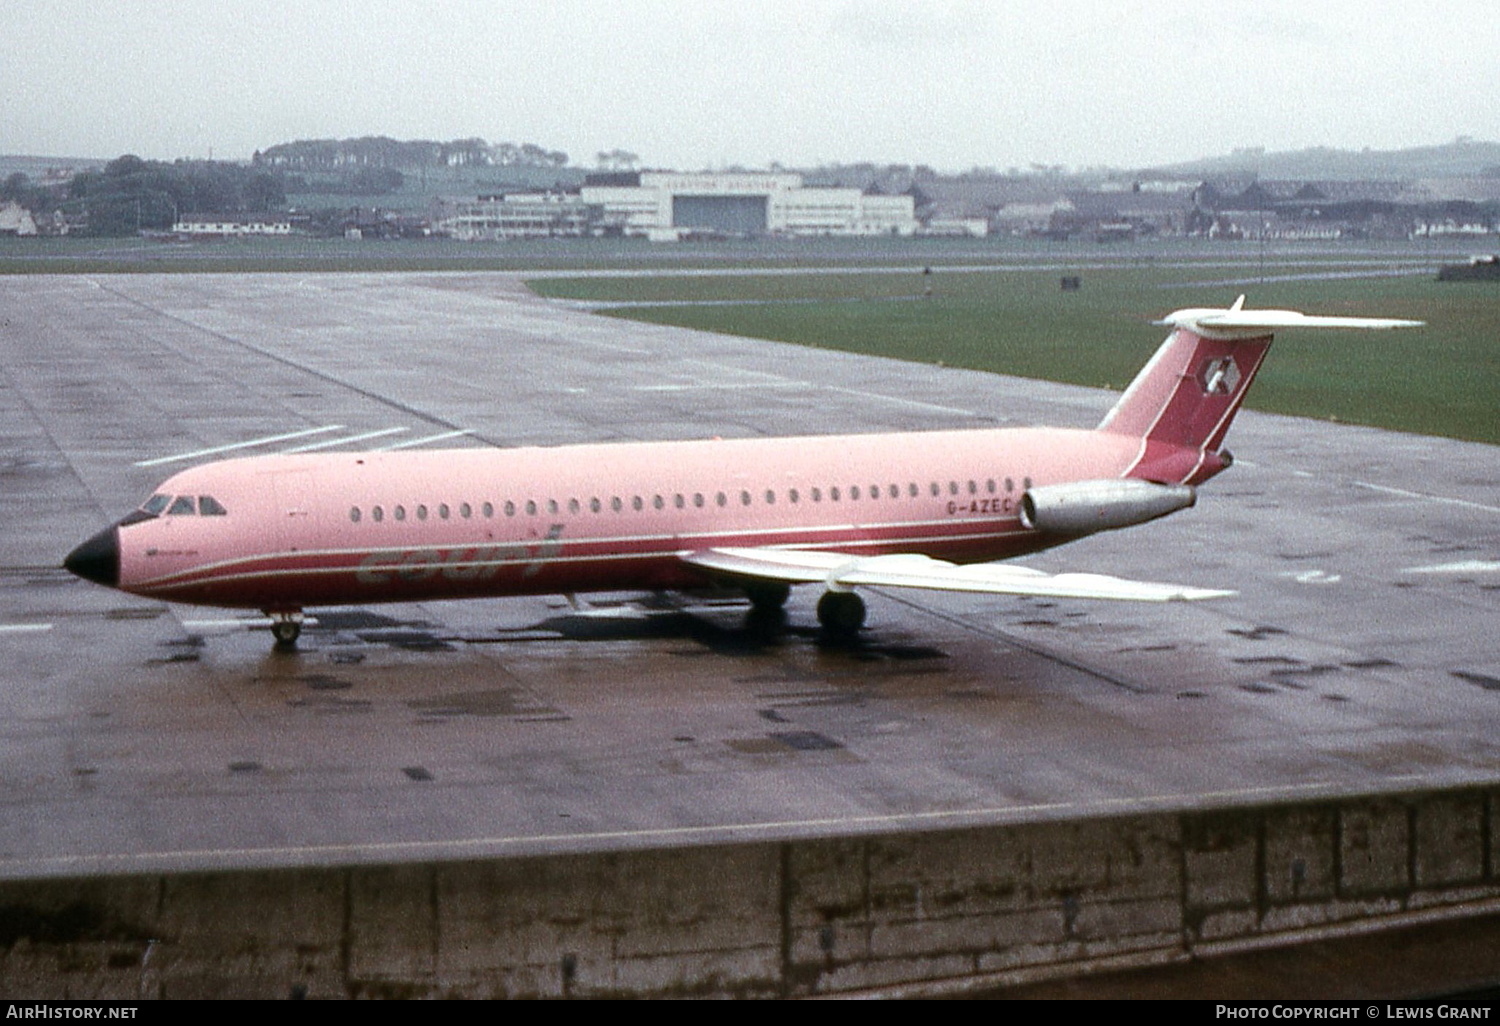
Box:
65;299;1419;648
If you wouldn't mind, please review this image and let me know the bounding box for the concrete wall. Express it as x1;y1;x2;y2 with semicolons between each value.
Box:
2;787;1497;998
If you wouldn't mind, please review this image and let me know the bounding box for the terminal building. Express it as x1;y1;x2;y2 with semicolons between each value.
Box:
581;171;919;240
431;193;592;241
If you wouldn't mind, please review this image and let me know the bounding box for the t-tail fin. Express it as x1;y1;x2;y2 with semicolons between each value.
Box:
1099;297;1422;485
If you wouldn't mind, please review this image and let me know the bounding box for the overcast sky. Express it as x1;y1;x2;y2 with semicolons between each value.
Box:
7;0;1499;171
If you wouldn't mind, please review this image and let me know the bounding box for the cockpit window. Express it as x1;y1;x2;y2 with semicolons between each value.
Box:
199;495;228;516
142;494;170;515
166;495;196;516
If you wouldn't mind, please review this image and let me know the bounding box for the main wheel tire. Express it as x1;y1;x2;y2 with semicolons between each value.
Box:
816;591;866;635
744;581;791;612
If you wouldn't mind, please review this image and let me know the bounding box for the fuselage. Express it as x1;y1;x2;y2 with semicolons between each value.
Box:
90;425;1169;611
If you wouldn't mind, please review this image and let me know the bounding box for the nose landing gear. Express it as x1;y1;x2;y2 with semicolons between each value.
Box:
267;610;304;651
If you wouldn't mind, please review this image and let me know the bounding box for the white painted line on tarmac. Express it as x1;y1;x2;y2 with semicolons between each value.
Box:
376;430;472;451
1353;481;1500;515
635;382;803;392
0;623;53;634
1403;560;1500;575
281;427;409;453
826;385;978;417
135;426;345;467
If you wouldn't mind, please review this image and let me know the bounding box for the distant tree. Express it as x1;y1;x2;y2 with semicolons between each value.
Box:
1;172;30;202
442;138;491;166
105;154;148;177
66;156;288;235
255;135;572;172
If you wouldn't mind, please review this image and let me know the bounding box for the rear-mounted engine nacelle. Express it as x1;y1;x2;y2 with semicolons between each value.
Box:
1020;479;1196;535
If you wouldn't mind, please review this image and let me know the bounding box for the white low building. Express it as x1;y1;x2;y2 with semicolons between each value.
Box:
173;216;292;237
582;172;917;238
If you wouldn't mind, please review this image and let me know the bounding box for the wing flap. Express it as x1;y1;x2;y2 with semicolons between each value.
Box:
683;547;1234;603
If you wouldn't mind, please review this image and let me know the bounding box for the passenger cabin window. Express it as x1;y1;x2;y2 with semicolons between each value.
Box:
199;495;228;516
167;496;196;516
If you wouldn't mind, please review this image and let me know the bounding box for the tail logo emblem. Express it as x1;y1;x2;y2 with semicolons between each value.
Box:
1199;356;1241;396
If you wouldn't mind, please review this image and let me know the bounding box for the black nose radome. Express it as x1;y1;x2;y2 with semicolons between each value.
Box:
64;527;119;588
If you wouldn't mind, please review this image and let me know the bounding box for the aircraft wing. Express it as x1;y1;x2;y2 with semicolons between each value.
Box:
1155;296;1424;340
682;547;1234;602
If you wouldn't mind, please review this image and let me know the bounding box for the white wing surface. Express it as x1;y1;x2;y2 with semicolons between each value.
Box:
1155;296;1423;340
682;548;1234;603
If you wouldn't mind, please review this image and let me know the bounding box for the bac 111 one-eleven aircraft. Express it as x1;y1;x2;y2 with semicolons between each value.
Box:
65;298;1420;649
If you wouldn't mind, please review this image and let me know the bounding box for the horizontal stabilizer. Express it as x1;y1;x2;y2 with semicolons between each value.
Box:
683;547;1234;603
1155;296;1423;340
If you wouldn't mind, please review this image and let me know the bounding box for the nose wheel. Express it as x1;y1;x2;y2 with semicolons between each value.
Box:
267;610;304;650
816;591;865;636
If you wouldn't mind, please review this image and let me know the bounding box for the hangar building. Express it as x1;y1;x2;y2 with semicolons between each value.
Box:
581;171;918;239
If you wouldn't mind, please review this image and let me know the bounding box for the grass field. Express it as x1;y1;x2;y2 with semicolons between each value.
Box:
531;261;1499;445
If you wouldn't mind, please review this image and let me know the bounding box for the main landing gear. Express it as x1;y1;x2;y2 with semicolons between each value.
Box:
743;581;791;613
743;581;866;637
742;581;791;636
267;610;304;651
815;590;866;636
